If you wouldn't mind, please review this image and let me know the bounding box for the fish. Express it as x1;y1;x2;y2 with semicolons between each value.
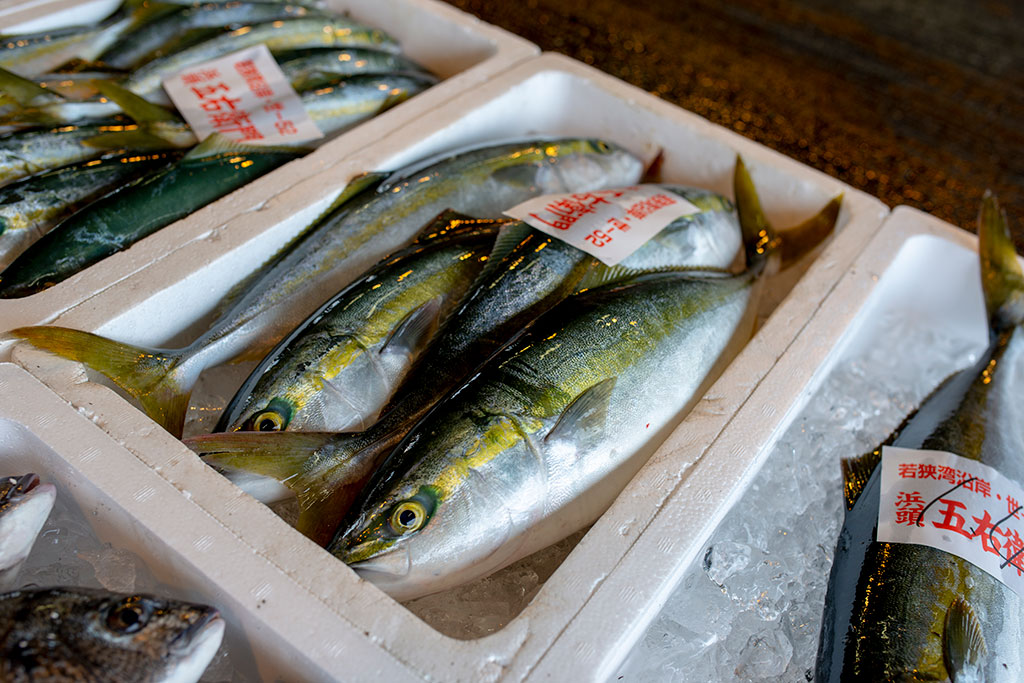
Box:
188;162;839;546
0;134;305;299
11;138;642;438
96;1;322;70
300;72;436;137
217;212;503;435
278;48;431;92
0;587;224;682
0;0;172;77
324;164;798;600
0;150;185;271
124;18;400;104
0;474;56;590
815;194;1024;681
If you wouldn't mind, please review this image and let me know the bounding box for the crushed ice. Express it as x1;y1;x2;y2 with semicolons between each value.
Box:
614;306;984;681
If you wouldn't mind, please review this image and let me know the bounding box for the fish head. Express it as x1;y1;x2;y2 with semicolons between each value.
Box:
2;588;224;681
335;416;541;601
0;473;56;573
535;139;644;194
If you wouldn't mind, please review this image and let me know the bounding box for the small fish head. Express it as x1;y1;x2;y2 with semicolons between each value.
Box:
536;139;644;195
0;473;56;573
335;418;540;601
3;588;224;681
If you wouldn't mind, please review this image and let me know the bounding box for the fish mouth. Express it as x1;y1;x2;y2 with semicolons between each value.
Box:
169;609;225;657
347;543;412;578
0;473;40;506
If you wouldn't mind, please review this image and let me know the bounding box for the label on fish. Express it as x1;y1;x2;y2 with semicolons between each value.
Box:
162;44;323;146
878;446;1024;595
503;187;701;266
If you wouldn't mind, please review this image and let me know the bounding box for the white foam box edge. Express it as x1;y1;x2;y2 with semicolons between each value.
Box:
0;0;537;334
531;206;982;681
0;361;428;680
7;53;890;681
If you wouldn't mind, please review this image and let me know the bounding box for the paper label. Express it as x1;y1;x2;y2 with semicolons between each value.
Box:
878;445;1024;595
162;44;323;145
503;186;701;266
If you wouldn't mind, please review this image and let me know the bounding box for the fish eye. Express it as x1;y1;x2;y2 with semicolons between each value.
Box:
252;409;285;432
389;500;426;534
106;599;149;634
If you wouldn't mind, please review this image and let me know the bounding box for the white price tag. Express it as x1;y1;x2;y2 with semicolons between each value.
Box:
878;445;1024;595
162;44;323;146
503;186;701;266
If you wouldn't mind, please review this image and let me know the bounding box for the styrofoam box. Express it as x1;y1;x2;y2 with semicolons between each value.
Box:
587;207;994;680
0;0;536;333
5;53;889;681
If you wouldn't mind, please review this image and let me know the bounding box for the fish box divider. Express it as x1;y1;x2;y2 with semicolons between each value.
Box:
4;53;889;680
0;0;537;337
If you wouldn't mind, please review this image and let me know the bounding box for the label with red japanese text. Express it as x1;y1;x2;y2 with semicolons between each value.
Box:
162;44;323;146
503;186;701;266
878;445;1024;595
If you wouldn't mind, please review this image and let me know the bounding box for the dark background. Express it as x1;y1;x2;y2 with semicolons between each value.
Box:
443;0;1024;249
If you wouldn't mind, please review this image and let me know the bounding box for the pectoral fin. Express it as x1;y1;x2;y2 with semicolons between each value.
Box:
546;377;617;444
944;596;987;682
382;297;443;357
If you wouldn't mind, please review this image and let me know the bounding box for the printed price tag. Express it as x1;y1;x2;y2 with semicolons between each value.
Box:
503;186;701;266
163;44;323;146
878;445;1024;595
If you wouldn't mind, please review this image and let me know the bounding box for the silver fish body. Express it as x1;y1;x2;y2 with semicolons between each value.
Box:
124;18;400;104
335;268;761;601
0;474;55;590
0;587;224;682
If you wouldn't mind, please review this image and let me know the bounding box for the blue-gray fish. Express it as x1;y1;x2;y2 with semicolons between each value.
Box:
0;587;224;682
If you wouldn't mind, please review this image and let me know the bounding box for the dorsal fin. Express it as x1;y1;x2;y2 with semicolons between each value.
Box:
840;448;882;510
944;596;987;682
575;263;733;293
978;191;1024;334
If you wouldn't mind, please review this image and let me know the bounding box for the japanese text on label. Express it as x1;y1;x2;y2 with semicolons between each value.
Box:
878;446;1024;595
163;44;323;145
503;186;701;266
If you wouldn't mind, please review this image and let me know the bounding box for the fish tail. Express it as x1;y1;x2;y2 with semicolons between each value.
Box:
733;156;781;274
185;431;378;546
978;191;1024;333
733;155;842;271
8;326;194;437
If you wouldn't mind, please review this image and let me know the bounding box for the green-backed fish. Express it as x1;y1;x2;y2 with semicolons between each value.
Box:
302;72;435;137
321;166;800;599
0;149;184;271
815;194;1024;681
279;48;430;92
0;117;194;188
0;474;55;590
97;1;322;70
0;0;170;77
187;163;839;543
0;587;224;682
124;18;400;104
218;212;502;436
10;138;642;439
0;134;304;298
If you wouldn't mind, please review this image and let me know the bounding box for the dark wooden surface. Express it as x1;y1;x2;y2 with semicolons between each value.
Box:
444;0;1024;248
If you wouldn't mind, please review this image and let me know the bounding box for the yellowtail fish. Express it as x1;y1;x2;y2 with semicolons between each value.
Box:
815;195;1024;681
